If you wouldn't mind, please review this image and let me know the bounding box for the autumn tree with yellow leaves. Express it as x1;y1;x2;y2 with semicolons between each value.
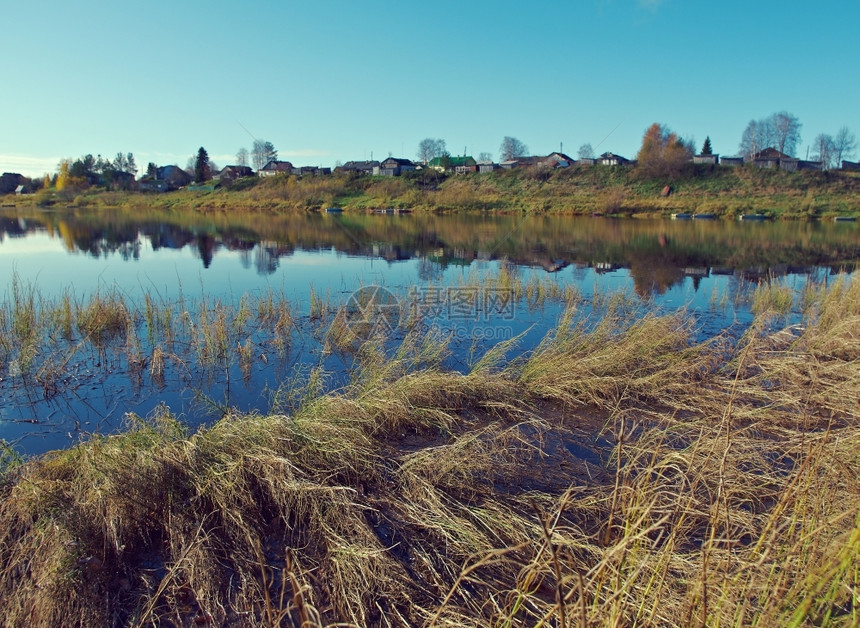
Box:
635;123;694;179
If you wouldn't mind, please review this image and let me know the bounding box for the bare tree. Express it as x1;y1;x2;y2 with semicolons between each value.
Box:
252;140;278;171
577;143;595;160
832;126;857;166
740;119;771;160
499;136;528;161
236;147;249;167
812;134;836;169
771;111;801;156
477;151;493;162
416;138;447;164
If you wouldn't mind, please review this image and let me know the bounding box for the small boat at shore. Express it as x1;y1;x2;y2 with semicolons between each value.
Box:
324;207;343;214
834;216;857;222
671;213;692;220
693;213;715;220
739;214;768;221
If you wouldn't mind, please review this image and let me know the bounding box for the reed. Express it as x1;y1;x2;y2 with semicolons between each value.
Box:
751;279;795;317
77;290;131;347
0;275;856;626
11;273;38;342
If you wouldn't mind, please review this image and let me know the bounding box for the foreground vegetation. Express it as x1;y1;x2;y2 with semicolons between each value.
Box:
0;276;857;626
8;163;860;219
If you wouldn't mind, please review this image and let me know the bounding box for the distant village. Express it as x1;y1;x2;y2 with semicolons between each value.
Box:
2;147;860;196
135;148;860;194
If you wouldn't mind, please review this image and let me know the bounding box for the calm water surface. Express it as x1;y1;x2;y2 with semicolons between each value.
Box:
1;208;857;456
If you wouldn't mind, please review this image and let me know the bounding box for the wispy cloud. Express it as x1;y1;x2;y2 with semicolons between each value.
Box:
0;155;61;177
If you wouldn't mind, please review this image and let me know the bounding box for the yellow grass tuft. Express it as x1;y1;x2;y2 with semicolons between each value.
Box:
0;277;857;626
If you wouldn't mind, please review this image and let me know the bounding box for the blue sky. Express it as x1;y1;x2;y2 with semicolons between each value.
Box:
2;0;858;177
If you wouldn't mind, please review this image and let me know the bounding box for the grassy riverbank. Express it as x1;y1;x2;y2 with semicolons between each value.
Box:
10;164;860;218
0;278;858;626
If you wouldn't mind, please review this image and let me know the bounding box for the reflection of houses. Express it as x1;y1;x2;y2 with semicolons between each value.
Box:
375;157;416;176
683;267;709;278
541;259;568;272
259;160;294;176
684;266;709;290
371;243;412;262
336;160;379;175
593;262;621;273
255;241;296;274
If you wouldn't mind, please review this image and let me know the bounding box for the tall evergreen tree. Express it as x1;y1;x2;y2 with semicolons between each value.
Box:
701;136;713;155
194;147;210;183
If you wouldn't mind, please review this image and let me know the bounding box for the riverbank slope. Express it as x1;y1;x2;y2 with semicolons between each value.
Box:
9;164;860;218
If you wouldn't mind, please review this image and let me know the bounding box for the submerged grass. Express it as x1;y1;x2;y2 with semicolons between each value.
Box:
0;279;858;626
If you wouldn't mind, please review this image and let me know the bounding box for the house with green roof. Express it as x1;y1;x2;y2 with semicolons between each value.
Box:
428;155;477;174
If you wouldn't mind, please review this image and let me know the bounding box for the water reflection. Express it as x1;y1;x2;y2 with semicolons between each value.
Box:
0;207;857;457
2;209;857;297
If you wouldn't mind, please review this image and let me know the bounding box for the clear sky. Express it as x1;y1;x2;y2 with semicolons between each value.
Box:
2;0;858;177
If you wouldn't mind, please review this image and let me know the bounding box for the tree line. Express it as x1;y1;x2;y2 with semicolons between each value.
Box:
415;112;856;175
5;111;858;197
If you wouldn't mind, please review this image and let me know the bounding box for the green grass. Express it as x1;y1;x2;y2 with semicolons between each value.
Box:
0;277;857;626
10;164;860;218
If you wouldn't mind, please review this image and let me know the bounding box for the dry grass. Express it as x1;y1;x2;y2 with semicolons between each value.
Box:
0;278;857;626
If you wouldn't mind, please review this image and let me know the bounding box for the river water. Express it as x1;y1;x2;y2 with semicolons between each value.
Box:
1;208;857;455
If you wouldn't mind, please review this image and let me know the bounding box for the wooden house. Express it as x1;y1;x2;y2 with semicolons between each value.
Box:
336;160;379;175
0;172;23;195
599;152;630;166
541;152;575;168
376;157;416;176
693;154;719;165
258;160;294;176
138;179;168;193
218;165;254;182
156;165;192;189
752;148;791;170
